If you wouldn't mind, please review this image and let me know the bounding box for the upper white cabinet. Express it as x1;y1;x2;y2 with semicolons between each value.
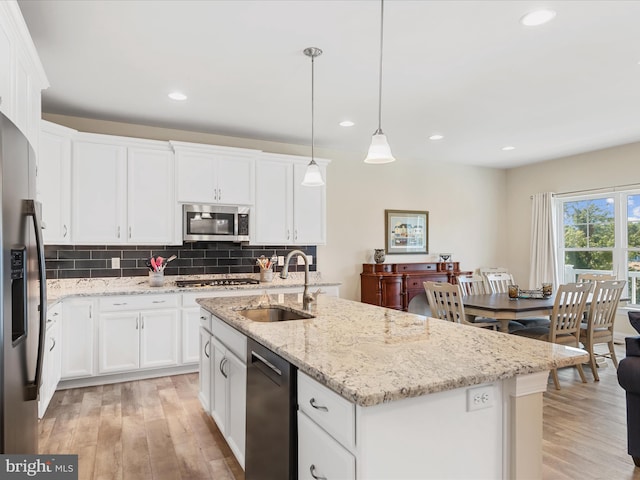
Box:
72;133;175;245
0;1;48;149
38;120;75;244
254;153;327;245
172;141;257;206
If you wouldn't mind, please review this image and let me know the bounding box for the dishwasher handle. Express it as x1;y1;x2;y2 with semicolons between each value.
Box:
251;350;283;386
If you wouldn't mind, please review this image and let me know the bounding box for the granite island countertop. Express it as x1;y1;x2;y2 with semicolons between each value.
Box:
198;293;589;407
46;272;339;305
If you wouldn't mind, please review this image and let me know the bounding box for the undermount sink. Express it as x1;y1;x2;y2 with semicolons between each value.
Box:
238;306;314;322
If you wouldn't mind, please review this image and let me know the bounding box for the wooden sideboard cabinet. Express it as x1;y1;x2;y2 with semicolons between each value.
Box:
361;262;466;311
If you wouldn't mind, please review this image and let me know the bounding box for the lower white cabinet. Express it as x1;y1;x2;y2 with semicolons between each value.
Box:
98;296;179;374
39;303;62;418
199;311;247;469
61;298;95;379
182;307;203;364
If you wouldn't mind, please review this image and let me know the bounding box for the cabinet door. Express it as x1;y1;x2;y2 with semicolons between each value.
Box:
211;337;228;435
175;150;216;203
39;125;72;244
199;327;212;412
381;276;404;310
182;308;201;364
293;162;326;245
254;158;292;244
216;155;254;205
72;141;127;243
0;19;12;119
298;412;356;480
61;299;95;379
128;146;174;244
140;309;179;369
98;312;140;374
226;350;246;469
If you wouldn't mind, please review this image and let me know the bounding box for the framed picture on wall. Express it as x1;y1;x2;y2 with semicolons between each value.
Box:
385;210;429;254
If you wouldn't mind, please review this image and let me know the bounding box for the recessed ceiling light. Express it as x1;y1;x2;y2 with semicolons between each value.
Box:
520;9;556;26
429;134;444;141
339;120;354;127
168;91;187;101
502;146;515;151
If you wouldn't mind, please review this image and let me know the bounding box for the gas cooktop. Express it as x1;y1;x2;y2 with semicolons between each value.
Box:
175;278;260;288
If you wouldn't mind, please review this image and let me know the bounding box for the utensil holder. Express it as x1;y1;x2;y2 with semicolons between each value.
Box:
260;269;273;282
149;271;164;287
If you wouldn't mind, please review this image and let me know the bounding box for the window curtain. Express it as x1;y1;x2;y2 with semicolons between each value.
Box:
529;192;559;289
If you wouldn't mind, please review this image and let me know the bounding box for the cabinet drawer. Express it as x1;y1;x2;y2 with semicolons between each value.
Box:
199;309;212;331
211;315;246;362
99;294;178;312
298;371;355;450
394;263;437;273
298;411;355;480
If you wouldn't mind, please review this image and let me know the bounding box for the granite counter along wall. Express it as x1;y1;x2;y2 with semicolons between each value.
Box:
44;242;317;279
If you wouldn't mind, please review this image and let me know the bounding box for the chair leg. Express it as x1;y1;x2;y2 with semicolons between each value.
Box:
589;348;600;382
551;369;560;390
576;363;587;384
609;341;619;368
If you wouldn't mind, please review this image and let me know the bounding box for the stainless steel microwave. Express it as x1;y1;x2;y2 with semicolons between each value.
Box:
183;204;250;242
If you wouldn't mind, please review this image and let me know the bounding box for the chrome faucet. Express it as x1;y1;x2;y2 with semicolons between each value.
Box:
280;250;313;310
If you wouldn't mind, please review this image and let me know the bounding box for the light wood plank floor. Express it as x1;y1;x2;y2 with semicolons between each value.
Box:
40;347;640;480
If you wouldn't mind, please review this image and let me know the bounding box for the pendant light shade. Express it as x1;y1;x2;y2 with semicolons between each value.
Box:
365;0;395;164
302;47;324;187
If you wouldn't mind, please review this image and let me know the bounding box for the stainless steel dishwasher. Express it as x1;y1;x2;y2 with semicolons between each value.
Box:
245;338;297;480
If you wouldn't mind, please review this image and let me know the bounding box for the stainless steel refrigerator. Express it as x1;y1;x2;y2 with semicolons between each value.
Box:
0;112;46;453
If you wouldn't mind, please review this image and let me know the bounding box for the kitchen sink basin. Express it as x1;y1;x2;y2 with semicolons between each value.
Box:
238;306;314;322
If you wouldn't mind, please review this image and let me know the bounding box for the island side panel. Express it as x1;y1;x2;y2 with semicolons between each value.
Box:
355;381;503;479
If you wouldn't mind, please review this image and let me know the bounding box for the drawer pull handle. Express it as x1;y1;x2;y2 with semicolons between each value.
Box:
220;358;228;378
204;340;210;359
309;398;328;412
310;465;327;480
200;316;207;321
49;338;56;352
113;302;127;306
152;300;165;304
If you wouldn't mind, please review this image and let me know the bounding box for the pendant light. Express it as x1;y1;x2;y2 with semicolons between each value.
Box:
302;47;324;187
365;0;395;164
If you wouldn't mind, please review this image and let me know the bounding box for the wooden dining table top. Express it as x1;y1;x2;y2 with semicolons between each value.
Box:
463;293;555;314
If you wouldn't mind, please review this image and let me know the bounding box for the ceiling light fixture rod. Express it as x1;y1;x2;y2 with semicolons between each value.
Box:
376;0;384;133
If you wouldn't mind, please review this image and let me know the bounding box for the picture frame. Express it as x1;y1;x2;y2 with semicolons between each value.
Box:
385;209;429;254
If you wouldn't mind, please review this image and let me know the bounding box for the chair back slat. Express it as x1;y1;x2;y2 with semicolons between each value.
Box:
457;274;487;296
423;281;465;324
550;282;592;342
587;280;626;330
484;272;515;294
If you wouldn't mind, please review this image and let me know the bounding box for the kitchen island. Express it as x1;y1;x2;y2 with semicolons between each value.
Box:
198;292;589;480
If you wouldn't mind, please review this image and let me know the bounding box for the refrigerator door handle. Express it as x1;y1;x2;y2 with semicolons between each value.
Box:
23;199;47;401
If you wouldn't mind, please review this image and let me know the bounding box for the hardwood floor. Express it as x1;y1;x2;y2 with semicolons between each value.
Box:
40;347;640;479
39;374;244;480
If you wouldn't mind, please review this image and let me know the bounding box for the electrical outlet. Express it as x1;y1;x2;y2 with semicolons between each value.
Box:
466;385;494;412
278;256;285;266
111;257;120;269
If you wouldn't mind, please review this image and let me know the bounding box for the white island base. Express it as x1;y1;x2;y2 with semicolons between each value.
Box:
298;370;549;480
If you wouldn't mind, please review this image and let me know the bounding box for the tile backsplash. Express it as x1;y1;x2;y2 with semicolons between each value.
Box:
44;242;317;279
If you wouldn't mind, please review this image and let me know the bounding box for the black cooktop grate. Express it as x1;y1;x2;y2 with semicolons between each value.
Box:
175;277;260;288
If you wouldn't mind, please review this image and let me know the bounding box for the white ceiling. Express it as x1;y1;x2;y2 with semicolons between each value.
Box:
18;0;640;168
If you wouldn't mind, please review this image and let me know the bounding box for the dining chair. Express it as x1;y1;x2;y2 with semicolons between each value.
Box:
576;272;616;282
579;279;626;381
484;272;515;293
514;282;592;390
423;281;497;330
478;266;509;277
456;274;525;332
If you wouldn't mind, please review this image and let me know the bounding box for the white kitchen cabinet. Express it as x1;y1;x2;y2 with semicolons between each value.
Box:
211;336;228;434
0;1;48;149
254;152;328;245
61;299;95;379
98;295;179;374
72;133;176;245
199;326;212;412
182;308;201;364
127;145;175;244
225;349;247;467
39;303;62;418
72;139;127;244
173;141;257;205
38;120;75;244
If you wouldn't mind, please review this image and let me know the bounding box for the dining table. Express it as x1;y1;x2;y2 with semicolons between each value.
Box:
463;293;556;333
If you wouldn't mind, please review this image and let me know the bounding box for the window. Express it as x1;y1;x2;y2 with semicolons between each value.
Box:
556;190;640;305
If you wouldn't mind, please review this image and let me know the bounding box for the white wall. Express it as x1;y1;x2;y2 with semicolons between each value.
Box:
506;141;640;335
45;113;508;301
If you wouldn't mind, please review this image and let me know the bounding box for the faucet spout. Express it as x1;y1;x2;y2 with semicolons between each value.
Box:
280;250;313;310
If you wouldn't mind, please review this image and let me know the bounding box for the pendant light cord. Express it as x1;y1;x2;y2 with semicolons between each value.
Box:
311;53;315;163
377;0;385;133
